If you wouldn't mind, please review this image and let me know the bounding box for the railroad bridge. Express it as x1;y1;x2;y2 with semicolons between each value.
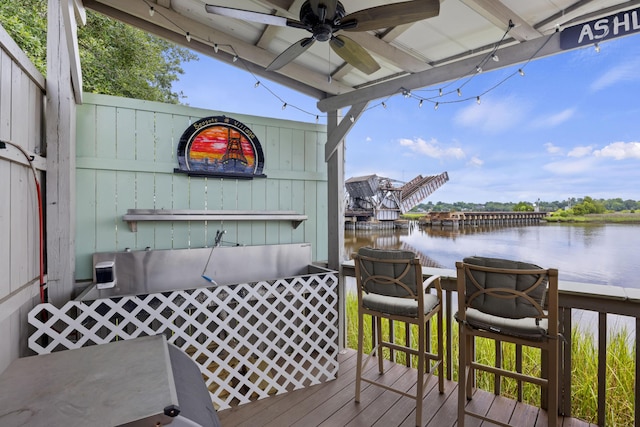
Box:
345;172;449;224
422;211;549;227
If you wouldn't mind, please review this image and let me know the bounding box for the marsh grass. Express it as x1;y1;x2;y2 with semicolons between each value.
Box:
346;293;635;425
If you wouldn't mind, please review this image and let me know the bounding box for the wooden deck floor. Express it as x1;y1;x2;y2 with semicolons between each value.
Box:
217;349;592;427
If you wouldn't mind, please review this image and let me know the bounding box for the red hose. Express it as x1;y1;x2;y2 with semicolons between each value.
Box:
1;140;46;303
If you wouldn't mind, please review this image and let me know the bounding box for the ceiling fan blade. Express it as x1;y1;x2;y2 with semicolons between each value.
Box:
329;35;380;75
266;37;316;71
309;0;338;21
205;4;302;28
340;0;440;32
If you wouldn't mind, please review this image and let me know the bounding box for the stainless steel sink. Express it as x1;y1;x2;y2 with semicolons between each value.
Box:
77;243;316;301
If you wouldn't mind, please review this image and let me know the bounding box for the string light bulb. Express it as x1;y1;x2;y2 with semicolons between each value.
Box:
149;6;155;17
402;88;411;98
213;44;219;53
185;32;191;42
518;68;525;76
439;88;443;96
457;88;462;97
418;99;423;108
233;55;238;62
381;102;387;109
476;65;482;73
434;102;439;111
594;43;600;53
476;96;481;105
254;81;260;88
349;115;355;123
492;53;499;62
282;103;287;110
315;115;319;124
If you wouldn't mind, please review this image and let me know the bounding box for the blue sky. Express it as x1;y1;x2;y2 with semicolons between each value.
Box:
173;34;640;204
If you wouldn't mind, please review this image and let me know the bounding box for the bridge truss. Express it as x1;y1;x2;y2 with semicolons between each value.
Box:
345;172;449;222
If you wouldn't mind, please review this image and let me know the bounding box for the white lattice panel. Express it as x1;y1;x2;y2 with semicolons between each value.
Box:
28;272;339;410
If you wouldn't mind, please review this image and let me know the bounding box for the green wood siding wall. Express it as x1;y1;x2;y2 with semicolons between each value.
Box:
75;93;327;281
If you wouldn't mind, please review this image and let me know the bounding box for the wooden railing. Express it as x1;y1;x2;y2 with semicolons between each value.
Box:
341;262;640;426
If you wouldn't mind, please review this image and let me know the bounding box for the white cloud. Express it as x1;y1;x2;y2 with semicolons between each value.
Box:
545;142;562;155
531;108;576;128
454;97;527;133
594;141;640;160
568;146;594;158
590;61;640;91
365;136;372;142
398;137;465;159
543;157;597;175
467;156;484;167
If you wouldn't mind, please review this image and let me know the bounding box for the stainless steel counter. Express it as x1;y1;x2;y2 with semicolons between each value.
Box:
78;243;314;301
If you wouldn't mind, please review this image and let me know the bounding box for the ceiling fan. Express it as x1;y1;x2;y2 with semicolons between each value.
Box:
205;0;440;75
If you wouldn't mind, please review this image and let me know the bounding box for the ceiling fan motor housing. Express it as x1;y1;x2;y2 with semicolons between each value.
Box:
300;1;346;42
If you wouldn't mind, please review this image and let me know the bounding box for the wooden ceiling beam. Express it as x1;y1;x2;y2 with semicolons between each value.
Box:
461;0;541;41
87;0;353;97
318;31;566;112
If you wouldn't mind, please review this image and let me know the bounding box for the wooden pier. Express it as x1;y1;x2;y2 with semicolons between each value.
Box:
420;211;548;227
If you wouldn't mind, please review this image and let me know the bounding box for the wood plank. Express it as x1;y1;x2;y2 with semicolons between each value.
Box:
75;169;97;280
343;364;420;427
509;401;540;427
0;142;11;297
217;349;579;427
261;355;383;427
391;372;454;427
484;395;517;426
115;171;137;251
306;362;408;426
218;351;358;426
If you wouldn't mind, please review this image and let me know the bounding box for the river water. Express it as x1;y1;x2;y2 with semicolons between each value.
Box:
344;222;640;288
344;222;640;332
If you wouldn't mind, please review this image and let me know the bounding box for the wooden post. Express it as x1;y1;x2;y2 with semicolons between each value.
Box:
46;0;78;305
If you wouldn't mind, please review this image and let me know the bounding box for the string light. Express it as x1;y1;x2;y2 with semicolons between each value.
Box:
594;43;600;53
149;6;155;17
181;17;541;123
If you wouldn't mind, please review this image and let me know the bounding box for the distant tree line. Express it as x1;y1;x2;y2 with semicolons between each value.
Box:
412;197;640;214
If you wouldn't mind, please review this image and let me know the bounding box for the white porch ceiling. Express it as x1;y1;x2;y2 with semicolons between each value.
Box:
83;0;640;111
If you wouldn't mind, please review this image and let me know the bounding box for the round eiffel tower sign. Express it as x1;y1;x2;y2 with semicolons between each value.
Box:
176;116;266;179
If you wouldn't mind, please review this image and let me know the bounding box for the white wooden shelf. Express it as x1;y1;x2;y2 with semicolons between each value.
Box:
123;209;307;231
